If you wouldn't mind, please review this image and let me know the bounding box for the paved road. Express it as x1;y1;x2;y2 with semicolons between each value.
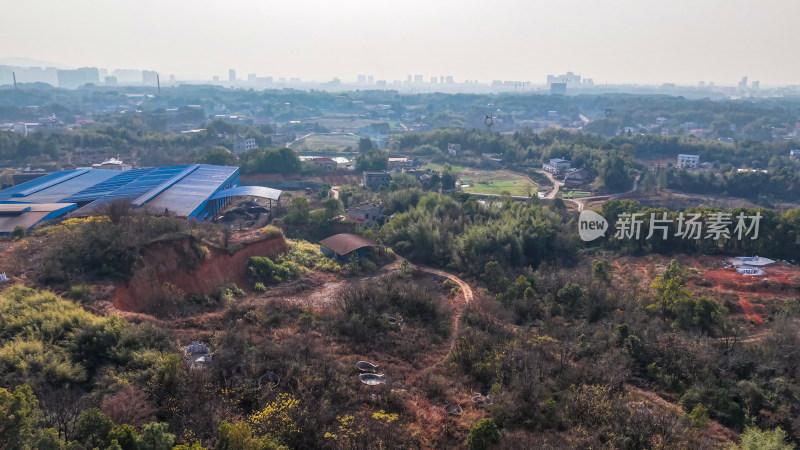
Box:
536;169;564;199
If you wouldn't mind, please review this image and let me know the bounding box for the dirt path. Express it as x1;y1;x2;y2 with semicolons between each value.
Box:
407;263;474;371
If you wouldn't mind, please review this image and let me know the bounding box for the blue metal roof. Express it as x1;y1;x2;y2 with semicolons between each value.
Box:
0;165;241;221
208;185;282;202
147;165;239;217
61;168;158;203
0;169;119;204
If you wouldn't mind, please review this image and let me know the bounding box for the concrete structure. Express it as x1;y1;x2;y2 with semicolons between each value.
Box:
388;157;419;170
346;203;383;225
736;266;764;276
730;256;775;267
142;70;158;85
91;157;131;171
790;149;800;159
543;158;571;174
447;143;462;156
362;171;391;189
564;168;590;187
320;233;381;262
310;157;337;171
229;69;236;82
677;154;700;169
232;137;257;153
57;67;100;89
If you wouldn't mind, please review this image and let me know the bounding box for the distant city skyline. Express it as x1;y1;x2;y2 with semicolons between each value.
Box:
2;0;798;85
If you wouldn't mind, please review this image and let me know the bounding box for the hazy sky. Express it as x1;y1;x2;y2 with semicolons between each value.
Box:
2;0;798;85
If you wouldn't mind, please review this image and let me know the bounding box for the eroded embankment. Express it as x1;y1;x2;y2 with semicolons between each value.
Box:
113;236;287;311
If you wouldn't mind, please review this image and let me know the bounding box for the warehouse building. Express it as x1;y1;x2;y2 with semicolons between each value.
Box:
0;164;282;233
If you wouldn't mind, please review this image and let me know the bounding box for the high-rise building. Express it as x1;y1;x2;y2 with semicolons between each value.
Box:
430;76;437;84
367;75;373;84
413;74;423;83
142;70;158;85
112;69;141;84
213;75;220;82
248;73;256;82
445;76;454;84
738;76;748;90
57;67;100;89
357;74;367;83
104;76;118;86
229;69;236;82
752;81;760;89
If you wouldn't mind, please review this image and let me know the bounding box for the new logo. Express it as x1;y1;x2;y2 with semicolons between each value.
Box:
579;210;608;241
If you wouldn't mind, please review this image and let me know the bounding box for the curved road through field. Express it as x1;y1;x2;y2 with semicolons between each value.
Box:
566;172;641;212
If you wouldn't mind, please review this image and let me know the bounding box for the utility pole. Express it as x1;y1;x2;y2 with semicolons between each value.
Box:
156;73;161;95
12;72;16;89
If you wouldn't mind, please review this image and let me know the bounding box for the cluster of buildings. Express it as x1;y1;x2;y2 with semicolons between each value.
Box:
1;114;65;136
0;65;166;89
542;158;590;187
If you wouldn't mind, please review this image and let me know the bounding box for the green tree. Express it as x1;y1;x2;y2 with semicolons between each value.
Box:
284;197;311;224
0;385;42;450
76;408;114;449
136;422;174;450
214;421;285;450
688;403;709;428
736;427;794;450
693;297;726;335
647;259;691;322
592;259;612;284
467;418;500;450
357;137;374;153
355;150;388;171
10;225;25;240
198;147;239;166
321;197;344;219
109;424;139;450
34;428;65;450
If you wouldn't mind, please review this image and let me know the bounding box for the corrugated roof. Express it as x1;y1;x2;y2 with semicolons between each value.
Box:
319;233;380;256
69;165;238;218
0;203;77;233
147;165;239;217
0;169;118;204
207;185;282;202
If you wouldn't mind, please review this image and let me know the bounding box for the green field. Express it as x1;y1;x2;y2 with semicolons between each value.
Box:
423;163;467;173
562;190;592;199
460;170;537;197
291;133;361;151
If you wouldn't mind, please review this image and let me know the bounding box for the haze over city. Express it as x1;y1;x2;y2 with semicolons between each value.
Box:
2;0;799;85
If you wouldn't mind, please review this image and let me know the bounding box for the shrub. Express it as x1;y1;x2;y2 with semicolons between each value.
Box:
261;225;284;239
467;418;500;450
688;403;709;428
10;226;25;240
248;256;305;284
68;284;92;302
254;282;267;293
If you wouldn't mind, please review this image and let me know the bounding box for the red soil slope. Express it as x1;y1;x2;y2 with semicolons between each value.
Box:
113;236;287;312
